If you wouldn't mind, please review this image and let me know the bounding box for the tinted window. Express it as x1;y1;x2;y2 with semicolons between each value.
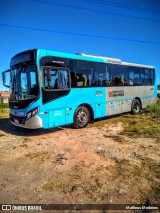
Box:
70;60;155;88
150;69;155;85
11;50;36;67
112;64;128;86
77;60;93;70
128;66;141;85
140;68;155;85
94;63;112;86
128;66;155;86
71;60;93;87
40;56;69;67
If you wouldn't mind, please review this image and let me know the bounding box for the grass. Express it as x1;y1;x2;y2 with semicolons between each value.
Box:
0;103;9;108
0;103;9;118
120;99;160;139
90;98;160;140
112;157;160;201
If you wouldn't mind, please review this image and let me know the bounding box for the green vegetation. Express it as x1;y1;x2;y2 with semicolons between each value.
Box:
0;103;9;118
120;99;160;139
0;103;9;108
90;98;160;140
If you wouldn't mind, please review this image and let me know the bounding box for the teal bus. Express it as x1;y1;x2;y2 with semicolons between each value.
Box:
2;49;157;129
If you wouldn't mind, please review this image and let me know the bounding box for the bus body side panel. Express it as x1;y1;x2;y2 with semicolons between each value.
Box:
105;86;155;115
40;85;156;129
71;87;106;119
153;80;158;103
139;86;155;108
40;90;73;128
106;86;135;115
40;87;107;129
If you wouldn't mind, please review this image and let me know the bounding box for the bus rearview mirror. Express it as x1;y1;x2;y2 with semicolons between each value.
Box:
2;69;10;88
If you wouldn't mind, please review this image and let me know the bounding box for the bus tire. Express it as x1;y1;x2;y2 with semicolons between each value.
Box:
131;99;141;115
72;106;90;128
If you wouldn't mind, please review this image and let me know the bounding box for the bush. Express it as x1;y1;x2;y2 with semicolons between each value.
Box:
142;98;160;116
0;103;9;109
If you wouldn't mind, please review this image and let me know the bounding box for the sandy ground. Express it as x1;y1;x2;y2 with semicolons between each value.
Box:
0;118;159;213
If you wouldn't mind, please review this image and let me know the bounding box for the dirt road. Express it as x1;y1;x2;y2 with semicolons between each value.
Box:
0;118;159;212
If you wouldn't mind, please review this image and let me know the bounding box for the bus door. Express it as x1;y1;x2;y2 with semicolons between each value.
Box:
42;67;71;128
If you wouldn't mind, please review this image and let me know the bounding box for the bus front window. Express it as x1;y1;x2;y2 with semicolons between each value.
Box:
10;65;39;100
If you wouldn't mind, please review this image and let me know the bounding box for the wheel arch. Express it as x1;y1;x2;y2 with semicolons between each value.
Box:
134;97;142;109
75;103;94;123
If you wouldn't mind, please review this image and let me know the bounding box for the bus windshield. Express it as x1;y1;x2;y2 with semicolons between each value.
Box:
10;65;39;100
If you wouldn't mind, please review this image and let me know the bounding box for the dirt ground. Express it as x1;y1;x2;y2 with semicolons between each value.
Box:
0;118;159;213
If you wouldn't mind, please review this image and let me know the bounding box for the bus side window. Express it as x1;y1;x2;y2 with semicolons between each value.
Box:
75;60;93;87
141;69;152;86
75;74;85;87
70;60;77;87
59;70;69;89
150;69;155;85
71;72;77;87
112;64;121;86
44;68;57;89
46;69;58;89
111;64;128;86
128;67;140;86
93;63;111;87
43;69;69;90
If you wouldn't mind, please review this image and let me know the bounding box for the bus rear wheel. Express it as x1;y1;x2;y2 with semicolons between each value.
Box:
131;99;141;115
73;106;90;128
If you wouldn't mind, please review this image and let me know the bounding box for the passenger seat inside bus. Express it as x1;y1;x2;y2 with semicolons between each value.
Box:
75;74;88;87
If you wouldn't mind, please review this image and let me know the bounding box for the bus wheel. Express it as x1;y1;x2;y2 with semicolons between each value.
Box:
73;106;90;128
131;99;141;115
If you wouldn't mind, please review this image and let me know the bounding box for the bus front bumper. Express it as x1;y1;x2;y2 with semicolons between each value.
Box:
10;115;43;129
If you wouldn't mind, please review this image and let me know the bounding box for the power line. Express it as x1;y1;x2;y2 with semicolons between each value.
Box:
26;0;160;23
1;23;160;45
83;0;160;15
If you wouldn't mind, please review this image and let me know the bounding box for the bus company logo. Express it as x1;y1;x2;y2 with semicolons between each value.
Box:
108;89;113;97
108;90;124;97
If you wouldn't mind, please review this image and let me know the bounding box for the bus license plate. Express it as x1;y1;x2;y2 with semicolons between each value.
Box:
14;119;19;124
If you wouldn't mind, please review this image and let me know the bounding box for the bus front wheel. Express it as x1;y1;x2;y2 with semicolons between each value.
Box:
131;99;141;115
73;106;90;128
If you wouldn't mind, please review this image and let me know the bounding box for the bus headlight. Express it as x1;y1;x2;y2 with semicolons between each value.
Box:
26;106;39;120
27;112;32;120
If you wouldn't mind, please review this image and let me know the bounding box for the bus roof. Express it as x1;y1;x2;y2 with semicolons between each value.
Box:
31;49;154;69
75;52;154;69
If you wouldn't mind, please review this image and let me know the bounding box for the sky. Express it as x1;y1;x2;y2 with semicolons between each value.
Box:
0;0;160;91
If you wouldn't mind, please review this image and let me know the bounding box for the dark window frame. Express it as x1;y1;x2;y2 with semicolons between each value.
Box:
40;55;155;88
41;66;71;92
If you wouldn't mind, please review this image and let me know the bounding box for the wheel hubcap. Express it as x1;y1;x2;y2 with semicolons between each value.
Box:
77;111;87;123
134;103;139;113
